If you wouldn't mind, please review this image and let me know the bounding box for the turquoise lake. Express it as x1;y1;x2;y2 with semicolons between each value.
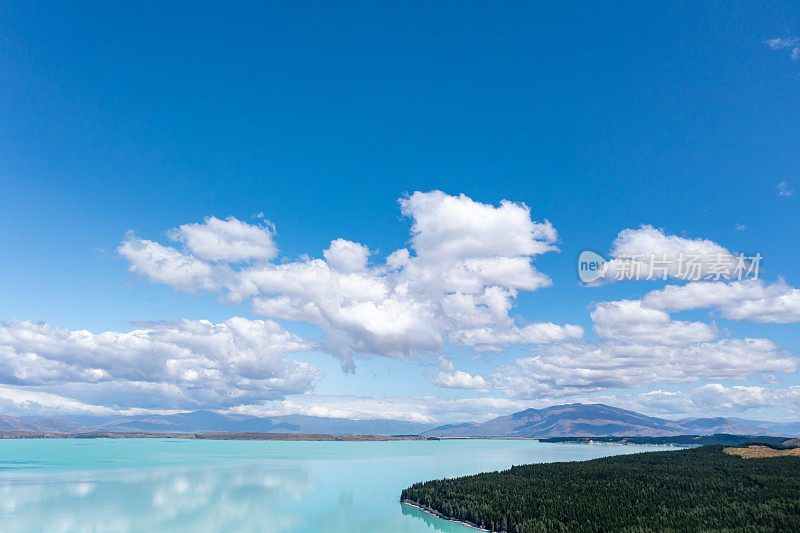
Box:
0;438;663;532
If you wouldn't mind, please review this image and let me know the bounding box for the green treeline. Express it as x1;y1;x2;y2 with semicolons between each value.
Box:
401;445;800;532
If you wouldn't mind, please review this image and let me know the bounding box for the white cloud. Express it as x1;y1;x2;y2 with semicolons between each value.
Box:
431;285;795;400
596;225;741;283
239;259;444;370
111;196;798;418
450;322;584;350
591;299;717;344
766;37;798;50
644;279;800;323
778;181;794;197
0;386;186;417
0;318;319;410
119;192;573;370
631;384;800;417
323;239;370;273
492;338;796;399
682;383;790;411
433;371;490;392
399;191;558;261
118;234;224;293
227;396;438;423
169;216;277;263
436;288;793;400
225;394;537;424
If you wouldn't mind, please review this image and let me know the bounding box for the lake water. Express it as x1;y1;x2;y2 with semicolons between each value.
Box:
0;438;663;532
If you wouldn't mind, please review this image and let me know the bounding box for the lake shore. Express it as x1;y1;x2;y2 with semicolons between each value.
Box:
0;431;543;441
0;430;443;441
401;499;488;531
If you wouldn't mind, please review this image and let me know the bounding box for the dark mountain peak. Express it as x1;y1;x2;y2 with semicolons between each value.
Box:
513;403;648;420
683;417;729;424
510;408;541;419
429;422;476;431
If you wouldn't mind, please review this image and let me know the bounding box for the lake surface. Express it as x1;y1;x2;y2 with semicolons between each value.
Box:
0;438;663;532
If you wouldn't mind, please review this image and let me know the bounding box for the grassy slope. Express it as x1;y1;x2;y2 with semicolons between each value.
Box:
402;445;800;532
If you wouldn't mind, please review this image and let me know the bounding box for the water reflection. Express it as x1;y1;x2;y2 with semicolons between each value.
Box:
0;463;313;532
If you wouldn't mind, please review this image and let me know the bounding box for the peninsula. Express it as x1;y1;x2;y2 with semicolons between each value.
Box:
402;444;800;532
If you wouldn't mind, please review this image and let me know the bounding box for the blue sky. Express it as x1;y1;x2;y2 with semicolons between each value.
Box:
1;2;799;422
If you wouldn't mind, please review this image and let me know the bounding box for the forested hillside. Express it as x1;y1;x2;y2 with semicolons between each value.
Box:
402;445;800;532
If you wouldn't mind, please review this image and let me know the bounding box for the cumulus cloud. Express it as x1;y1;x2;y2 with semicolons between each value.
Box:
110;198;798;417
323;239;370;273
169;216;277;263
118;192;576;370
118;235;224;292
399;191;558;261
586;225;800;325
475;280;796;399
431;289;792;400
426;289;794;399
643;279;800;323
591;227;800;324
432;371;490;392
225;394;537;424
595;225;745;283
0;386;185;417
632;384;800;417
0;318;319;410
450;322;584;350
591;299;718;344
460;220;799;400
491;338;796;399
241;260;444;369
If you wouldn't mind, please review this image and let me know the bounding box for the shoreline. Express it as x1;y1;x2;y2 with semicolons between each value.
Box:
0;431;538;442
401;499;489;531
2;431;789;447
0;431;443;441
0;432;676;443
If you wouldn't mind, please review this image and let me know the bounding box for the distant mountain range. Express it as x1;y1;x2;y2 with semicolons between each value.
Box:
1;411;436;435
421;404;800;438
1;403;798;437
0;415;90;433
